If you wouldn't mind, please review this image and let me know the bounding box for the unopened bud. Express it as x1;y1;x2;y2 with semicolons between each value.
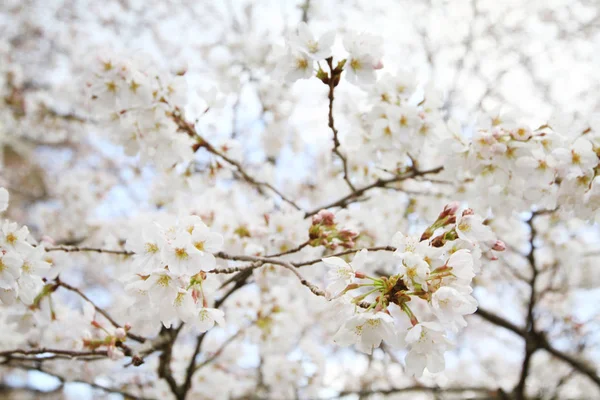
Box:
492;240;506;251
338;229;359;239
462;208;475;216
115;328;126;340
317;209;335;226
354;271;366;279
124;323;132;332
440;201;460;218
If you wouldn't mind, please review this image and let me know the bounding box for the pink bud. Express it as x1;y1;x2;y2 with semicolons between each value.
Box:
115;328;126;340
462;208;475;216
492;240;506;251
441;202;460;217
339;229;359;239
355;271;366;279
312;214;323;225
124;323;132;332
317;209;336;226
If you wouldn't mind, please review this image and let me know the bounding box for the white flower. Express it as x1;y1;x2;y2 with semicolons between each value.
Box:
0;187;8;212
322;249;368;296
391;232;428;259
0;251;22;291
552;138;598;178
16;244;50;305
515;148;557;184
162;234;201;276
343;32;383;84
189;221;223;271
333;312;397;354
404;322;451;377
399;253;430;290
197;307;225;332
446;249;475;282
173;288;198;324
280;49;314;82
1;221;30;251
288;22;335;60
431;286;477;331
126;223;167;274
455;213;495;246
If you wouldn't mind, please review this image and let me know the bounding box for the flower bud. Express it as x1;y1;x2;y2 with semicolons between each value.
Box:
312;214;323;225
440;201;460;218
462;208;475;216
115;328;127;340
317;209;335;226
338;229;358;239
492;240;506;251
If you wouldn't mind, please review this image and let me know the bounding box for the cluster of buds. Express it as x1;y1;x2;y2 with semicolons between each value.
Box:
309;210;358;249
420;201;460;241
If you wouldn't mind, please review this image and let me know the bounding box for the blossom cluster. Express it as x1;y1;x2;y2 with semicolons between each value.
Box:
85;52;194;168
444;112;600;217
0;188;50;306
308;209;359;249
124;216;225;331
325;203;504;377
279;22;383;84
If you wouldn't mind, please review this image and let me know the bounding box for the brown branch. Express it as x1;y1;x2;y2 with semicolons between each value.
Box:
57;280;146;343
474;307;600;389
45;246;133;255
0;348;108;359
299;0;311;23
1;362;153;400
337;386;504;398
303;166;444;218
514;213;541;399
171;111;303;211
265;240;310;257
293;245;396;267
157;325;183;400
325;57;356;193
215;252;327;298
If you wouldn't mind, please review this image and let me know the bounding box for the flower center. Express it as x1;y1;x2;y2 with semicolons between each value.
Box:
175;248;188;260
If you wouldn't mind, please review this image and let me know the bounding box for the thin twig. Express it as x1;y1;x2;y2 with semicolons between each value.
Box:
45;246;133;255
326;57;356;193
57;280;146;343
304;166;444;218
171;111;303;211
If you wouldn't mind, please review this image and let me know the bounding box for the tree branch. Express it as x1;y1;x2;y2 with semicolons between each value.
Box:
303;166;444;218
325;57;356;193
